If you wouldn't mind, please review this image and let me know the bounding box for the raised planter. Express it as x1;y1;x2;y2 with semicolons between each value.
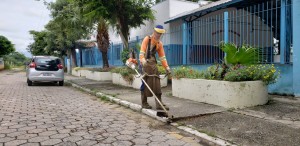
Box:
112;73;168;89
172;78;268;109
112;73;132;87
71;69;81;77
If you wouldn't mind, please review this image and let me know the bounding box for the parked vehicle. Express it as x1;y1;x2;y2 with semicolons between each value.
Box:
26;56;64;86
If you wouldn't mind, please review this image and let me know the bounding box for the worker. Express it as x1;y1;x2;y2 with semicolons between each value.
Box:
139;25;171;110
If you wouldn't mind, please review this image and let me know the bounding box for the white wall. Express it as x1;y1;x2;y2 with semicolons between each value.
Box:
128;0;170;41
169;0;199;18
110;0;199;43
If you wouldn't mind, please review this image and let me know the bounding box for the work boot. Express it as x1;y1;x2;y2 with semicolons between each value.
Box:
156;94;169;110
141;91;152;109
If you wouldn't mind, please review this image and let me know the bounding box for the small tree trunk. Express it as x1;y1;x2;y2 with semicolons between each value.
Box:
101;51;109;68
71;48;77;68
66;49;71;74
79;48;83;67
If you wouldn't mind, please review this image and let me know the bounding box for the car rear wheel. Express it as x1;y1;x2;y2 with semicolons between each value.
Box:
58;81;64;86
27;79;33;86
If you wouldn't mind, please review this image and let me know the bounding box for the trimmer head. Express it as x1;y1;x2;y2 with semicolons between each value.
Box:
156;110;168;118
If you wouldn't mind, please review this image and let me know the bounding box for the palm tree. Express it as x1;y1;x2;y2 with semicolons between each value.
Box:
218;42;260;78
96;18;110;68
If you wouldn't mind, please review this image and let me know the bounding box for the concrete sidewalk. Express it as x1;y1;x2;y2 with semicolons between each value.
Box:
65;75;300;146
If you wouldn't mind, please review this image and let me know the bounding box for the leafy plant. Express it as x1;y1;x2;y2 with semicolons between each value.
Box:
121;48;130;64
220;43;260;65
157;64;166;74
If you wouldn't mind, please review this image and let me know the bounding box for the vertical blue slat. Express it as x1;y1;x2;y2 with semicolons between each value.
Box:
266;2;272;63
258;3;260;61
293;0;300;96
224;12;229;43
235;9;238;45
247;7;249;45
182;21;187;65
254;5;256;48
270;0;273;62
224;11;229;58
240;9;242;46
206;17;208;63
286;0;292;63
242;8;244;45
280;0;287;64
111;42;114;66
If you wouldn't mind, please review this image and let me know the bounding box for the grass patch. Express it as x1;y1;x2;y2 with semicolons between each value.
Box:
99;95;110;101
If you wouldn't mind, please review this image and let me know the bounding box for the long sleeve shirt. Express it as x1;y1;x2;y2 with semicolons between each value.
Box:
139;36;169;70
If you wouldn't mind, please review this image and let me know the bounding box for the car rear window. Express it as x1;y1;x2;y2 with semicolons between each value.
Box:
34;57;61;71
35;57;60;64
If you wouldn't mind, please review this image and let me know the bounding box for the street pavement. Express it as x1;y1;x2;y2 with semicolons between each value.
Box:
64;72;300;146
0;70;206;146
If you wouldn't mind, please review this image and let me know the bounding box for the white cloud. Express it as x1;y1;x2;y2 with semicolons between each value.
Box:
0;0;54;57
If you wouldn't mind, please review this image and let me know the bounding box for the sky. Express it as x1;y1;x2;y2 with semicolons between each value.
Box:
0;0;54;57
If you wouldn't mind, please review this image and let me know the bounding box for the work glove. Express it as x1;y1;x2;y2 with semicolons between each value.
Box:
141;59;147;66
166;67;171;75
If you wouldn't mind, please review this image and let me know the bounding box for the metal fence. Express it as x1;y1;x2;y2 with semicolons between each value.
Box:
77;0;293;67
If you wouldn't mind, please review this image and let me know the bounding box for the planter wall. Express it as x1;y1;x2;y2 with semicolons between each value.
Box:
172;78;268;109
86;71;112;81
112;73;168;89
112;73;132;87
72;69;112;81
71;69;81;77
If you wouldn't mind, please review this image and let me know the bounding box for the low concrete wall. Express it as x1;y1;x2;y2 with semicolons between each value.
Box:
113;73;168;89
71;69;81;76
72;69;112;81
86;71;112;81
172;78;268;109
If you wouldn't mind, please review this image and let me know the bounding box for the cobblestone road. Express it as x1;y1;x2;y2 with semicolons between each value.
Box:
0;71;203;146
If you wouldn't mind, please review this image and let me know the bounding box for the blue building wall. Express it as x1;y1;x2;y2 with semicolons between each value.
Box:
268;64;293;95
293;0;300;96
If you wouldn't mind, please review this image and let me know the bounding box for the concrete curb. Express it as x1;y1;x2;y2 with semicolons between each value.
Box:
65;80;235;146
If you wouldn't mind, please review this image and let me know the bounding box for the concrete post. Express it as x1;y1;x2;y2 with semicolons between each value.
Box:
280;0;287;64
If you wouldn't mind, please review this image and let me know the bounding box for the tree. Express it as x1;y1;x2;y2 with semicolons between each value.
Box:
0;35;15;57
96;18;110;68
72;0;155;66
45;0;92;68
104;0;155;49
3;52;29;67
27;30;49;56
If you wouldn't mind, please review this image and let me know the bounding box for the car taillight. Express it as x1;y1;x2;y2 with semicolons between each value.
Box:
29;63;36;68
57;64;63;69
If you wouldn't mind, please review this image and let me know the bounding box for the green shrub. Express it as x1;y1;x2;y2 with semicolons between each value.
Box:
173;64;280;85
224;64;280;85
157;64;166;74
4;62;12;70
173;66;203;79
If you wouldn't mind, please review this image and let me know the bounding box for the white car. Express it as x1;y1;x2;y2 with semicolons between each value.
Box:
26;56;64;86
